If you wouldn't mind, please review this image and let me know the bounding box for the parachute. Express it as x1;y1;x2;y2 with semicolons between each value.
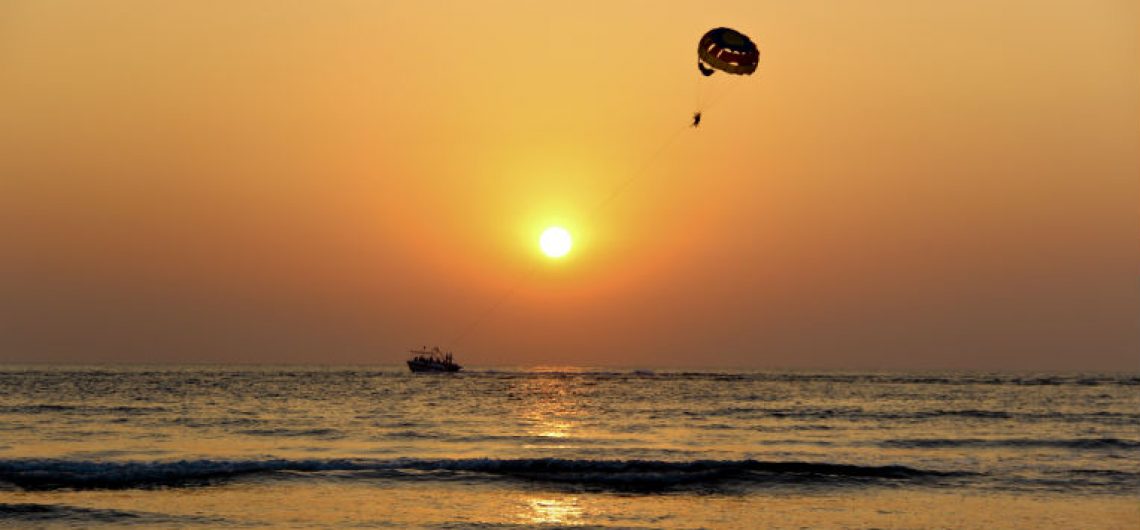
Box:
697;27;759;76
693;27;759;121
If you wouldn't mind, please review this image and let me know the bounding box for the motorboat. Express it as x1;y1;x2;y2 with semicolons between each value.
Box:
407;346;462;373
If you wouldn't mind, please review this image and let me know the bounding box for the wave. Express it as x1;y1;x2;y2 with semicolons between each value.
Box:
881;437;1140;450
0;404;169;415
662;373;1140;386
0;503;229;525
236;428;344;439
998;470;1140;495
0;503;143;523
0;457;956;492
687;406;1138;425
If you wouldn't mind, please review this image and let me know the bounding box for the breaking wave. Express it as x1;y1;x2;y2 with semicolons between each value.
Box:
0;457;956;492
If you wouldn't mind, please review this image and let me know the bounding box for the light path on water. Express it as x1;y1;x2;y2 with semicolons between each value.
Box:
0;367;1136;528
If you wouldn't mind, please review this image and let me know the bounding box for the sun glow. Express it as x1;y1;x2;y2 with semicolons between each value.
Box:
539;227;572;258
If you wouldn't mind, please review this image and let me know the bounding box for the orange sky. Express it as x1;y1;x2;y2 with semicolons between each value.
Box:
1;1;1137;369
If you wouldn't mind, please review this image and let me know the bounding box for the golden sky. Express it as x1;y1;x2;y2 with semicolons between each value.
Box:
1;1;1137;369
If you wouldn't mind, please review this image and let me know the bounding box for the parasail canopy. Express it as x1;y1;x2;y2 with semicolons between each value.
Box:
698;27;759;76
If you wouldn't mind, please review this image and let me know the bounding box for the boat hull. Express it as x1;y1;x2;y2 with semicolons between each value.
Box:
407;360;462;373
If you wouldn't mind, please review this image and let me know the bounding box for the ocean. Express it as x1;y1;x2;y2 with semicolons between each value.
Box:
0;366;1136;528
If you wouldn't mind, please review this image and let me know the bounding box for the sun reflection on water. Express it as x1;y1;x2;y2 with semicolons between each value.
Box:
517;375;587;444
524;496;582;525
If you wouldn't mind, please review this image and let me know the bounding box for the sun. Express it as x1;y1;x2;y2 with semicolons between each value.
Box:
539;227;572;258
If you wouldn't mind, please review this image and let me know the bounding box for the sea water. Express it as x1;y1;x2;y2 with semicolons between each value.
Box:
0;366;1137;528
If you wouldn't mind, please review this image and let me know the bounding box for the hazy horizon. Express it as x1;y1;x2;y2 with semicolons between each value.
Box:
2;361;1137;375
2;1;1137;371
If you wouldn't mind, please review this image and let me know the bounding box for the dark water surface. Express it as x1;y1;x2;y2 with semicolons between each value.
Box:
1;366;1136;528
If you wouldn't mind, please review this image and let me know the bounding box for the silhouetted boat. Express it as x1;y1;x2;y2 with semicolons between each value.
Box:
407;346;462;373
